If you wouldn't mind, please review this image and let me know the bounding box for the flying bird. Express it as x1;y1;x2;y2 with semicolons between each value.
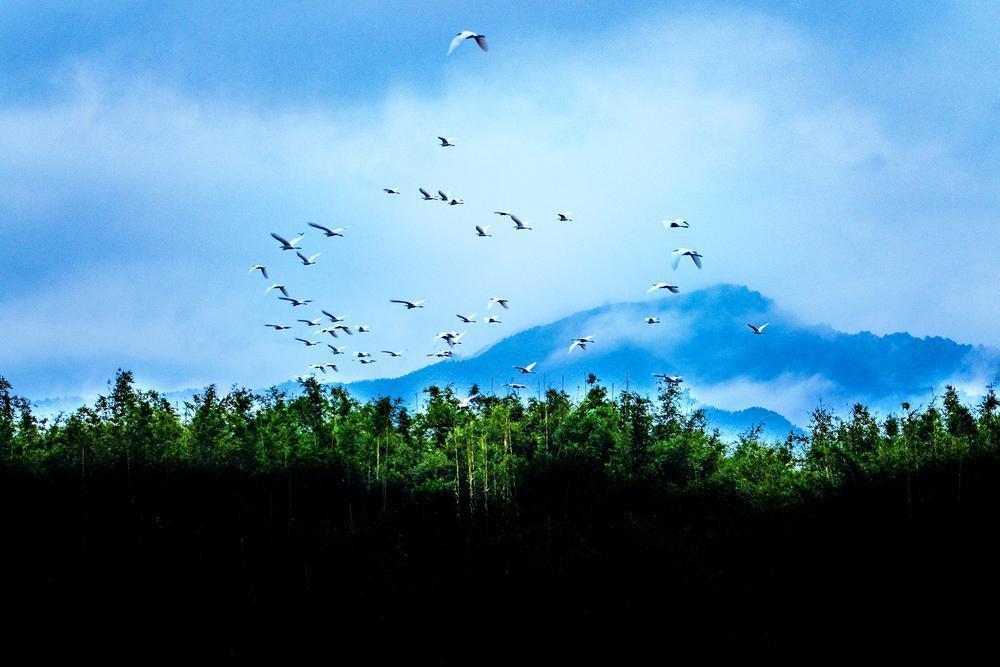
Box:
295;338;321;347
296;251;320;266
358;359;377;365
556;212;574;222
333;324;353;335
271;232;304;251
419;188;436;201
297;318;324;327
322;310;346;323
381;350;405;357
447;31;488;55
437;190;452;202
355;351;372;359
488;298;510;310
390;299;428;309
456;395;475;409
324;364;339;373
514;362;537;375
264;323;291;330
249;264;269;278
475;225;492;237
444;333;466;348
307;222;347;238
747;322;769;335
449;197;464;206
663;218;689;230
438;137;456;147
279;297;313;307
647;282;680;294
504;383;526;390
672;248;703;270
328;345;348;355
383;187;400;194
265;284;289;297
653;374;684;384
645;317;661;324
568;336;595;354
493;209;512;217
511;215;532;231
429;350;454;358
356;325;372;333
485;316;502;324
456;313;477;323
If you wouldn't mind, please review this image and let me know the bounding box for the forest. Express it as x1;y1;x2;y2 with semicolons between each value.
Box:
2;370;999;658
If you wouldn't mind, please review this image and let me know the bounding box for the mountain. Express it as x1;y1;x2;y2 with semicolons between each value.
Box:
30;284;998;442
337;284;997;433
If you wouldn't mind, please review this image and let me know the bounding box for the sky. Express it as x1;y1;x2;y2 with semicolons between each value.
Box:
1;0;998;400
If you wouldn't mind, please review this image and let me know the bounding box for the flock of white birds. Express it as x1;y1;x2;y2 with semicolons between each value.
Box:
247;30;769;395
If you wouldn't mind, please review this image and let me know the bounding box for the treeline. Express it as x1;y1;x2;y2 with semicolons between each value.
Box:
3;370;999;506
3;370;1000;657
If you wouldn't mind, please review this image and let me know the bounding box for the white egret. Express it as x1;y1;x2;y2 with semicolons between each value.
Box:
747;322;769;335
568;336;595;354
514;362;537;375
296;251;320;266
475;225;491;237
647;282;680;294
307;222;347;237
390;299;428;309
249;264;269;278
271;232;304;251
447;31;487;55
662;218;689;230
672;248;703;270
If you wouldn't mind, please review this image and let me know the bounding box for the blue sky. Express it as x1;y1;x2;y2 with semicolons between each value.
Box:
1;1;998;399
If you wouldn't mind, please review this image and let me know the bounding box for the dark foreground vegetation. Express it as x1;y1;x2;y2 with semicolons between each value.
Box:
3;371;1000;659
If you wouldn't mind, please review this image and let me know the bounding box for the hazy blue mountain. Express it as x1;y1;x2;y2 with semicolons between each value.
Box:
31;284;998;442
335;284;998;433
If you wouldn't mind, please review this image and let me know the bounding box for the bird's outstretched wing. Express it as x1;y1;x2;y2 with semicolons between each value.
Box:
692;254;703;269
473;34;488;51
447;33;466;55
308;222;333;235
271;232;289;245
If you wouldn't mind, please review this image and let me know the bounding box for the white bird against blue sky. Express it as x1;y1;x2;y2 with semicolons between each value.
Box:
296;251;320;266
270;232;304;251
672;248;703;270
447;31;487;56
390;299;428;309
307;222;346;238
647;282;680;294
